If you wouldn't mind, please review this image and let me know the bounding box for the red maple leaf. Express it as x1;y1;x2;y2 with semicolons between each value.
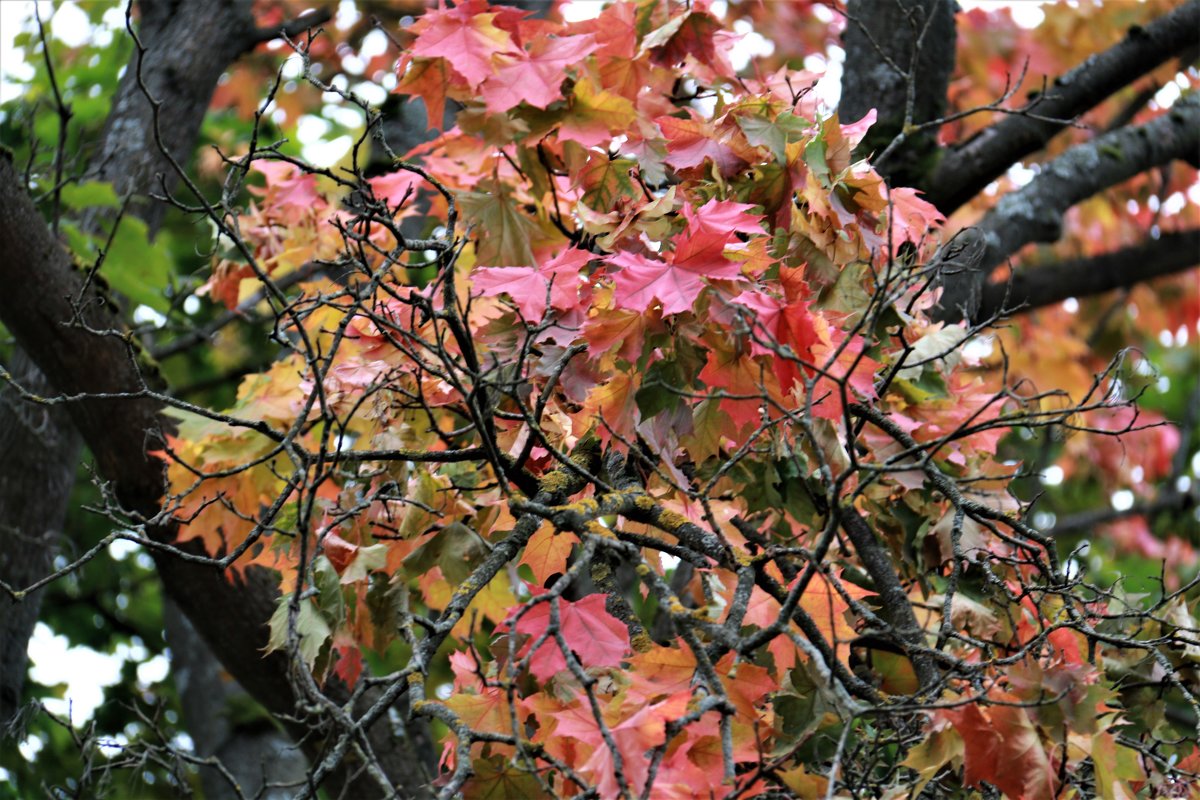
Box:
512;593;629;681
730;288;820;391
657;113;749;176
606;199;761;314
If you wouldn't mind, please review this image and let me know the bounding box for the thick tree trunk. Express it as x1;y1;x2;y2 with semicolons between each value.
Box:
0;0;436;789
839;0;957;187
0;352;81;732
163;598;307;799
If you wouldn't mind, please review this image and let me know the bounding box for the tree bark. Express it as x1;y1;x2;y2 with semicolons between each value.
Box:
839;0;958;187
924;0;1200;214
162;598;308;800
0;0;433;795
937;92;1200;321
0;351;81;732
0;144;430;798
973;230;1200;323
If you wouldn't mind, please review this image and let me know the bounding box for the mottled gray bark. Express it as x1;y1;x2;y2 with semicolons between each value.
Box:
924;0;1200;214
971;230;1200;324
839;0;958;187
937;93;1200;320
0;351;82;733
163;598;307;800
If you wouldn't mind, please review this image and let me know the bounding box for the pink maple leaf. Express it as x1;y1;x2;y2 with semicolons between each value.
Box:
368;170;424;207
482;34;599;113
513;593;628;681
473;267;549;320
840;109;877;147
605;199;761;314
673;198;764;271
409;0;516;87
657;114;747;175
472;247;592;321
250;161;321;211
606;250;711;315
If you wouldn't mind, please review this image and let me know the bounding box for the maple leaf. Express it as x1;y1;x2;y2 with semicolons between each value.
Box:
673;198;765;270
641;1;734;78
395;56;456;130
407;0;515;87
740;572;867;668
481;34;599;113
605;199;759;314
606;250;712;315
331;636;363;690
512;593;629;681
626;642;697;696
472;247;592;321
445;687;511;736
557;74;637;148
368;170;424;208
519;524;574;585
730;289;820;391
944;698;1057;800
248;161;323;214
579;371;640;443
458;185;542;267
657;113;749;176
472;266;552;321
461;757;543;800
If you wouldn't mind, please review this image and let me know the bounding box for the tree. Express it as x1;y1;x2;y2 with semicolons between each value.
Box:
1;0;1197;797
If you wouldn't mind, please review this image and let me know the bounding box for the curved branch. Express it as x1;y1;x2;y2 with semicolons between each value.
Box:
0;147;431;800
937;92;1200;321
838;506;938;689
244;8;333;52
925;0;1200;214
972;230;1200;323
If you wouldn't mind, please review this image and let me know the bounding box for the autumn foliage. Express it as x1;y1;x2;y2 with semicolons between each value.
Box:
7;0;1196;798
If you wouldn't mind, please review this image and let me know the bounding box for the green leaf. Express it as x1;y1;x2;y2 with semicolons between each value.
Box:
803;136;830;187
893;370;949;404
635;357;687;418
103;217;172;312
459;187;540;267
403;522;490;585
900;727;964;796
462;757;544;800
313;556;347;628
737;109;807;162
267;595;332;672
59;181;119;210
341;542;389;584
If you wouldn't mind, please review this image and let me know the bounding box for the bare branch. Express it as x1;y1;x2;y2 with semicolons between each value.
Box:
969;230;1200;323
937;93;1200;320
925;0;1200;213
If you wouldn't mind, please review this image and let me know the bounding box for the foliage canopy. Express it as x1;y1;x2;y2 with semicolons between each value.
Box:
0;1;1197;798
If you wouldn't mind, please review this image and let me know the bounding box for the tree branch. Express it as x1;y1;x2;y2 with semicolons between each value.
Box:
839;0;958;186
244;8;333;52
924;0;1200;214
936;92;1200;321
973;230;1200;323
0;137;428;800
838;506;939;689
